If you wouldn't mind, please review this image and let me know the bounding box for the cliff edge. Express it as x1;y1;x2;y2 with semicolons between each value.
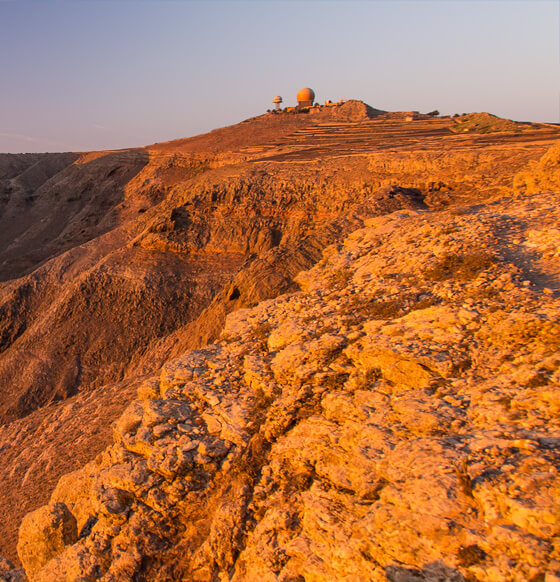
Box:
12;188;560;582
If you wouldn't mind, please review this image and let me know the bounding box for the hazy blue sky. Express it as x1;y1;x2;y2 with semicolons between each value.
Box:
0;0;558;153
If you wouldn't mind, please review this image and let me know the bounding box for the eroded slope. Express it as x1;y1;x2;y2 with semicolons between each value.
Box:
14;190;559;582
1;106;559;568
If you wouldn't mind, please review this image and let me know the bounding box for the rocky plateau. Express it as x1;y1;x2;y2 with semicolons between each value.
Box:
0;101;559;581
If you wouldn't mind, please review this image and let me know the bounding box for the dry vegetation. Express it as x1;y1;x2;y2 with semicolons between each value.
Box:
422;251;496;281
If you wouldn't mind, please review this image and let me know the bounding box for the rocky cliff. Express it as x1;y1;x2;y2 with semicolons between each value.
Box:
11;188;560;582
1;103;559;579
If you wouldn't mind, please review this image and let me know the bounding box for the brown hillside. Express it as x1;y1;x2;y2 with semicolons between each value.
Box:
0;102;559;571
12;189;560;582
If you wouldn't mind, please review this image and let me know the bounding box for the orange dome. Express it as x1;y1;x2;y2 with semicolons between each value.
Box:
273;96;283;103
297;87;315;103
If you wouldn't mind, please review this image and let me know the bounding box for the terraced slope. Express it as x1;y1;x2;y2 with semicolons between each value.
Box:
246;117;558;163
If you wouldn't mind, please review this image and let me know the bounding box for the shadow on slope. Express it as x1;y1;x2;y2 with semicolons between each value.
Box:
0;149;149;282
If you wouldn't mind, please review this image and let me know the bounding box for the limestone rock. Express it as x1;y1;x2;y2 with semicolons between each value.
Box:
14;190;560;582
16;503;77;578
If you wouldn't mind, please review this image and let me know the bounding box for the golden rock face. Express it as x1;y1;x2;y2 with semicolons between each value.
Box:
2;105;560;580
296;87;315;104
17;186;560;582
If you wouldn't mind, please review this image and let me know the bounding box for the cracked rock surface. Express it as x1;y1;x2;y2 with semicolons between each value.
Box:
15;190;560;582
2;109;559;567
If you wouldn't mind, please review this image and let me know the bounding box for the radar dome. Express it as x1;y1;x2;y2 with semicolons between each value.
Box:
297;88;315;104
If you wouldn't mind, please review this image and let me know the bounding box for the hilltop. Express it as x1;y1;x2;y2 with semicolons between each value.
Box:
0;102;559;580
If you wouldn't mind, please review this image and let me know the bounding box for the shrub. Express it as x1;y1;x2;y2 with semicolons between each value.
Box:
328;267;353;290
251;322;272;353
457;544;487;567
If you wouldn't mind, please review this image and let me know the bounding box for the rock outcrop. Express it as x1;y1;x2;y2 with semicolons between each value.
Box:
309;99;386;121
17;504;77;579
514;141;560;194
19;190;560;582
2;105;560;572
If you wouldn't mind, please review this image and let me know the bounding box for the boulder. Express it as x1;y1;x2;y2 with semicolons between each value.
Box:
17;503;77;578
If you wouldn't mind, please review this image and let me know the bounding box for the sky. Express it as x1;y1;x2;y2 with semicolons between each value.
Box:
0;0;558;153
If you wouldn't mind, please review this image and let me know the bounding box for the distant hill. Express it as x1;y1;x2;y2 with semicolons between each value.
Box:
450;111;537;134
